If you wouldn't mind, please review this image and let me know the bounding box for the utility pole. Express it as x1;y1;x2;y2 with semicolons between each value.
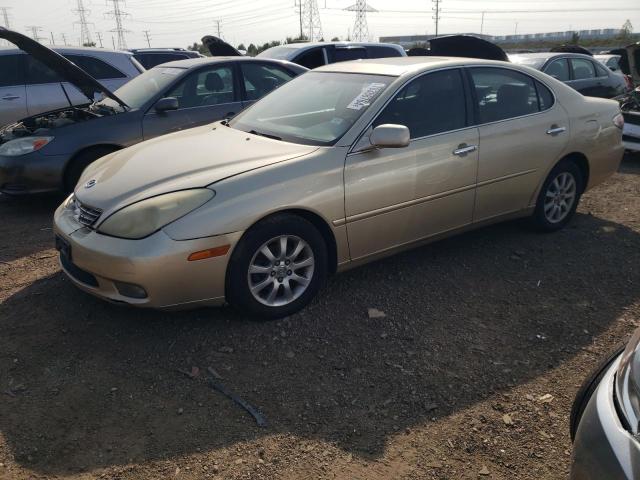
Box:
213;19;221;38
432;0;441;37
111;35;116;50
50;31;55;45
96;31;103;47
26;25;45;43
106;0;129;50
143;29;151;47
346;0;374;42
74;0;93;46
61;33;68;46
480;11;485;35
514;21;518;36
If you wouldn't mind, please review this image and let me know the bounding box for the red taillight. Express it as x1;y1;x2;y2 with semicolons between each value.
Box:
613;113;625;129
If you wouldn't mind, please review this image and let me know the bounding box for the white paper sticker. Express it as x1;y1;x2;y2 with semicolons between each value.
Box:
347;82;386;110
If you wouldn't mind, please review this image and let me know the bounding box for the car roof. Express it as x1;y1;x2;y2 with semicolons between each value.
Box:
0;45;134;56
282;41;401;49
313;56;509;76
508;52;593;60
154;56;304;69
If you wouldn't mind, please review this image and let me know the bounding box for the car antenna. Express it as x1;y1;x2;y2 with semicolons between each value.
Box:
59;81;74;108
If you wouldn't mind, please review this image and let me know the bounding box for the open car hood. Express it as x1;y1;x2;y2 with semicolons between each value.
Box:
424;35;509;61
0;27;128;109
608;42;640;84
550;45;593;56
201;35;242;57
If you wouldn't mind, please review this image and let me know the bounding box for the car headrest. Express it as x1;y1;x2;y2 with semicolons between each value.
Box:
205;72;224;92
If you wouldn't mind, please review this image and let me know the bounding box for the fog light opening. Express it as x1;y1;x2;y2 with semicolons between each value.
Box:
188;245;230;261
114;281;148;299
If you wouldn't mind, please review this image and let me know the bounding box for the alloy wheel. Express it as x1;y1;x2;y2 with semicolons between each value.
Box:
247;235;315;307
544;172;577;224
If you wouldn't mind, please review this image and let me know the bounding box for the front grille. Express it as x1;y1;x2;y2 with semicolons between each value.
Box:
77;202;102;227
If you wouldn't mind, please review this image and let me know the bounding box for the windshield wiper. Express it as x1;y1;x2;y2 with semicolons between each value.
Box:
248;129;282;141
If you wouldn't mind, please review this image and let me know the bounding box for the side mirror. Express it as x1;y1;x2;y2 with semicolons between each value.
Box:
155;97;179;113
370;124;410;149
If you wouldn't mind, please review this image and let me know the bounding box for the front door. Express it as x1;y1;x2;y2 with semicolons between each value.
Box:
467;67;570;222
344;68;479;260
0;54;27;126
142;63;242;140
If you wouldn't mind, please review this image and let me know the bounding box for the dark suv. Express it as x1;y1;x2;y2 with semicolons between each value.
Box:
257;42;406;69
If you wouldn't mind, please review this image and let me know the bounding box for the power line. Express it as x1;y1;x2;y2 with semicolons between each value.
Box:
433;0;441;36
106;0;130;50
74;0;94;46
346;0;375;41
143;29;151;46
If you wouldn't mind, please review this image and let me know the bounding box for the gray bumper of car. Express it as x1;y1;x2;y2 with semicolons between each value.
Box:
0;151;68;194
571;356;640;480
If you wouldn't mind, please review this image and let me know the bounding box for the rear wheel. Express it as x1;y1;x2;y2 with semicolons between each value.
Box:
64;146;118;193
529;160;583;232
226;214;328;320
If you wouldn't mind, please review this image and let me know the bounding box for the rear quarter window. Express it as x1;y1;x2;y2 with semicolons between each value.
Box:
64;54;126;79
535;80;554;111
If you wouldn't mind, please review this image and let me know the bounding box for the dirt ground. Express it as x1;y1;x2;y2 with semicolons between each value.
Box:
1;154;639;480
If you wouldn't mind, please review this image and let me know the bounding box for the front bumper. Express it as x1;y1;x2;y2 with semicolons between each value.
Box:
53;202;243;309
571;356;640;479
0;151;68;194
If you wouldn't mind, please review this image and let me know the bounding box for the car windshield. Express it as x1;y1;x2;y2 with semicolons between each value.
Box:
509;55;546;70
96;66;185;111
229;72;393;146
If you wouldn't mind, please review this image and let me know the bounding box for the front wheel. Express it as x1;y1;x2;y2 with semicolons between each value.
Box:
529;160;583;232
226;214;328;320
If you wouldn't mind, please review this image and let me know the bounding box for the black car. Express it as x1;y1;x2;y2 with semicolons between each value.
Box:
510;52;629;98
0;28;307;195
129;48;204;69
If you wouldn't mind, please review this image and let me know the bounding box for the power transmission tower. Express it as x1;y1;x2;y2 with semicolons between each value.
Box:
61;33;68;46
26;25;45;43
346;0;375;42
432;0;441;36
0;7;10;45
74;0;94;46
96;31;103;47
301;0;323;42
106;0;129;50
143;29;151;47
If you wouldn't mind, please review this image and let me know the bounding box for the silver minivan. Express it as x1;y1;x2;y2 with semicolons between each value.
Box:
0;46;143;126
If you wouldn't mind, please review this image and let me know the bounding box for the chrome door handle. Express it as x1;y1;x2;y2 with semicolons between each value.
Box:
453;144;477;156
1;95;20;101
546;126;566;135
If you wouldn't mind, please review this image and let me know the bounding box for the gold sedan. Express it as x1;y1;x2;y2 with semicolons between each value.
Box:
54;57;625;318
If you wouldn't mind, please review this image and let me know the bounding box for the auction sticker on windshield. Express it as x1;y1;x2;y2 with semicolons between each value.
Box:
347;83;387;110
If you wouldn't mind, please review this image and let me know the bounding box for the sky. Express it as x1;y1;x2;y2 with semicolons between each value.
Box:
1;0;639;50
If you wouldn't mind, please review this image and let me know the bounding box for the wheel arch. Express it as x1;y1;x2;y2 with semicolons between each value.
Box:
62;144;123;189
562;151;590;193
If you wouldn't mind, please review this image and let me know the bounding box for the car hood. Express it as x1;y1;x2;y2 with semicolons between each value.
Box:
0;27;128;109
427;35;509;61
75;123;318;215
201;35;242;56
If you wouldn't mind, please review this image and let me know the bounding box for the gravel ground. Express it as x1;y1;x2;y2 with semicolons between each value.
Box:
1;153;639;480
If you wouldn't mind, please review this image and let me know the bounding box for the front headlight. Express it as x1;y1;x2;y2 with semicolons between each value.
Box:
616;329;640;433
0;136;54;156
97;189;215;239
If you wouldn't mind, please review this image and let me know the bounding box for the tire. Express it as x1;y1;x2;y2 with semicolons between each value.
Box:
226;214;328;320
569;344;625;442
529;159;584;232
64;146;118;193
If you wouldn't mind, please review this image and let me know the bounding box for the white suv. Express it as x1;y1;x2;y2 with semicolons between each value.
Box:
0;46;143;126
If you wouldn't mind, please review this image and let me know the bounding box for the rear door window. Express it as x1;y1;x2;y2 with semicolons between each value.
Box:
294;48;325;69
25;56;62;84
366;45;403;58
0;54;25;87
64;54;126;79
543;58;570;81
374;68;467;138
241;63;295;101
469;67;540;123
594;61;610;78
570;58;596;80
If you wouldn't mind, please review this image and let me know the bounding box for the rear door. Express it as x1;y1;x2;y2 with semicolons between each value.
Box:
0;54;27;126
567;58;601;97
345;68;478;259
468;67;569;222
142;63;242;139
240;62;297;109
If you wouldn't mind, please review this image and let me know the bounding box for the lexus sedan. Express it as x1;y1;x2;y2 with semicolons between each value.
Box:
570;330;640;479
54;57;624;318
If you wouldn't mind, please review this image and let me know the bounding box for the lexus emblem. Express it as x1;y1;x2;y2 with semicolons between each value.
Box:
84;179;97;189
